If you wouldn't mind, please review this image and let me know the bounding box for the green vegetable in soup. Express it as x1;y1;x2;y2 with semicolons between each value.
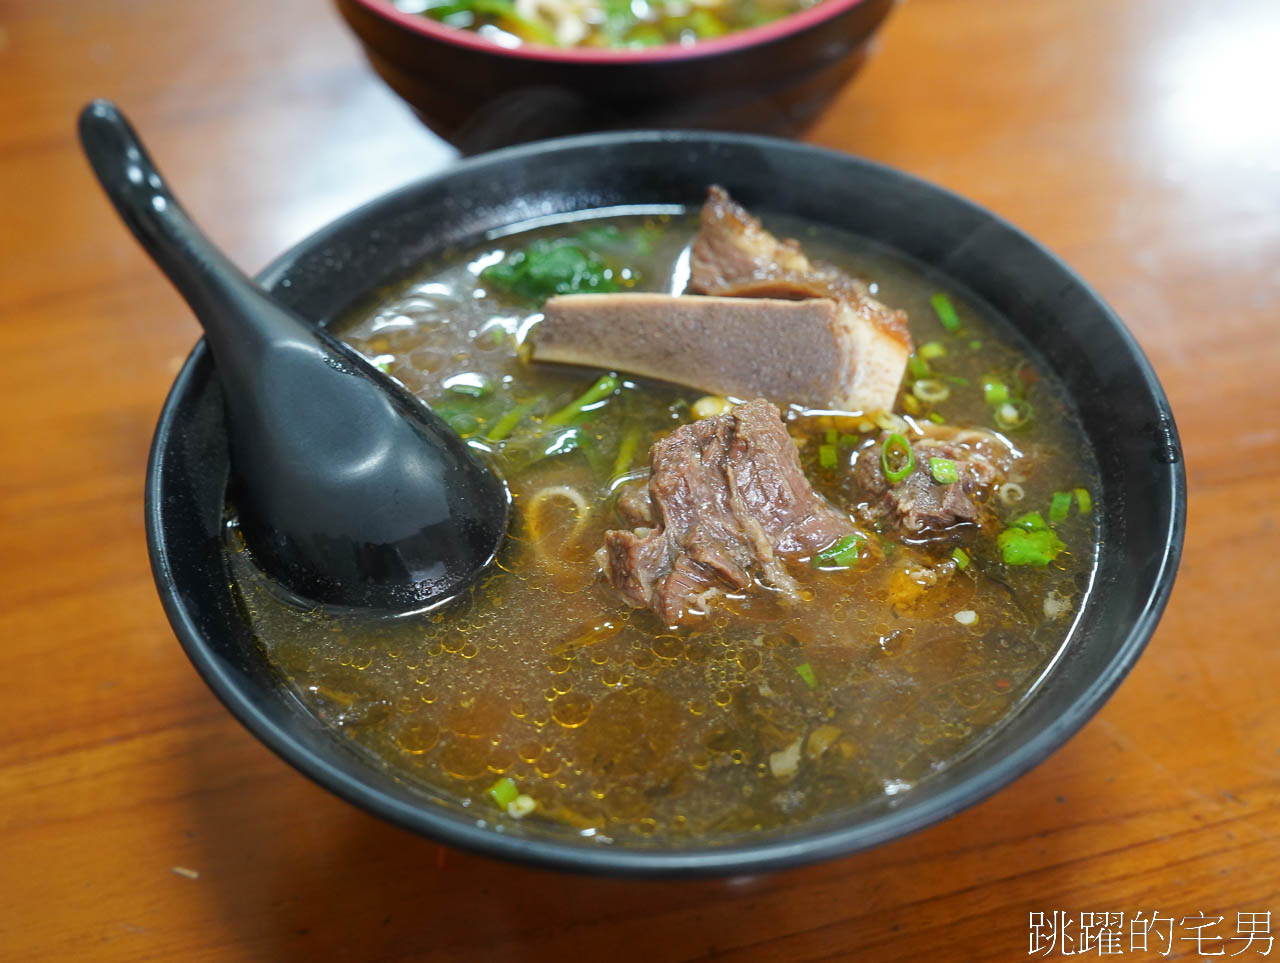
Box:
812;533;865;569
930;291;961;332
998;512;1066;566
483;238;620;300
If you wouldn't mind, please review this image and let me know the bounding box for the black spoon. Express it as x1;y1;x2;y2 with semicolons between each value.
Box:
78;100;508;611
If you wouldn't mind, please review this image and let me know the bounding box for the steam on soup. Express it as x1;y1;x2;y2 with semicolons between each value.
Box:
227;190;1098;844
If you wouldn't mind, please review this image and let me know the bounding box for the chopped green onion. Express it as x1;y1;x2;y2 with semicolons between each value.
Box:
432;403;481;436
1049;490;1073;523
907;354;932;380
912;378;951;404
795;662;818;689
983;379;1010;405
947;375;971;386
1011;511;1047;531
931;292;961;332
1074;487;1093;514
486;397;540;442
812;533;865;569
545;373;619;426
928;412;946;425
919;340;947;360
612;423;642;478
838;433;859;447
968;339;983;350
818;443;839;470
952;546;970;569
881;433;915;484
997;527;1066;567
993;399;1034;431
929;457;959;484
824;428;838;445
487;777;519;808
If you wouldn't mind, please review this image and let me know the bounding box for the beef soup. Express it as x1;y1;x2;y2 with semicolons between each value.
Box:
227;189;1099;843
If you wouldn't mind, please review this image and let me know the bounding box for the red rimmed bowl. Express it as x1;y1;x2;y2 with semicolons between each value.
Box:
335;0;895;150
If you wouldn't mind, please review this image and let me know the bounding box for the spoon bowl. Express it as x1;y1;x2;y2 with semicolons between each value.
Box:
78;100;508;610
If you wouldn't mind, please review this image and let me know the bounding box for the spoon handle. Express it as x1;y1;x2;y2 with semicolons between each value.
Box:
77;100;301;364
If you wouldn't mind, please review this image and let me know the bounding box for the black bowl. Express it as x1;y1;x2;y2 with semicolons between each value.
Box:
334;0;894;151
148;132;1184;878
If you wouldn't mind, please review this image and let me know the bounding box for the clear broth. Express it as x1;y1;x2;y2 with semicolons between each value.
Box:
228;211;1099;845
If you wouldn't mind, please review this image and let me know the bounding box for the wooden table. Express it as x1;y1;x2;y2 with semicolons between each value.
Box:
4;0;1278;958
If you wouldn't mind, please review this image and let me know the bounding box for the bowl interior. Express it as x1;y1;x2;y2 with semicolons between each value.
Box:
148;132;1184;877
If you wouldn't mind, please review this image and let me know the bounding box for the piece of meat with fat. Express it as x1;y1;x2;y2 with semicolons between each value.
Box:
852;425;1017;535
688;186;911;412
534;293;873;411
598;399;855;626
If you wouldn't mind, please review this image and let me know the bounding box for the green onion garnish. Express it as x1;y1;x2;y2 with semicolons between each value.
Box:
968;339;982;350
919;340;947;360
930;457;959;484
1074;487;1093;514
795;663;818;689
952;546;970;569
612;423;642;477
997;511;1065;567
1049;491;1072;523
983;379;1010;405
993;399;1033;431
838;433;859;447
1011;511;1047;531
881;433;915;483
545;373;619;426
997;527;1066;567
824;428;838;445
912;378;951;403
928;412;946;424
819;444;838;470
907;354;931;380
930;292;961;332
487;777;519;808
812;533;864;569
486;397;540;442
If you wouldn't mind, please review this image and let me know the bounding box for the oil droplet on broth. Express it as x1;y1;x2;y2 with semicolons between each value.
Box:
395;720;440;755
551;693;593;728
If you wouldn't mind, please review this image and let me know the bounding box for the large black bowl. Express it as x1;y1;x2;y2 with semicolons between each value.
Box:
335;0;894;150
148;132;1184;878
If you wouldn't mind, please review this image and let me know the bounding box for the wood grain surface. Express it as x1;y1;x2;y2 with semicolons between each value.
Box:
2;0;1278;959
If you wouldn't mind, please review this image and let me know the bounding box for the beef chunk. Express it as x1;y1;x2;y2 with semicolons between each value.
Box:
598;399;854;626
852;426;1014;535
688;186;911;412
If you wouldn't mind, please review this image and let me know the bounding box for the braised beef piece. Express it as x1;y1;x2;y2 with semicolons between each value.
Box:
598;400;854;626
686;186;911;413
852;427;1013;535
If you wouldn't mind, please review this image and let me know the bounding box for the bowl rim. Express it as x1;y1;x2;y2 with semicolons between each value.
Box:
147;130;1186;878
343;0;877;64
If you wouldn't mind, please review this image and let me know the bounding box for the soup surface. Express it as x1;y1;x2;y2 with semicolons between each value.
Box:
229;208;1098;845
392;0;820;49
